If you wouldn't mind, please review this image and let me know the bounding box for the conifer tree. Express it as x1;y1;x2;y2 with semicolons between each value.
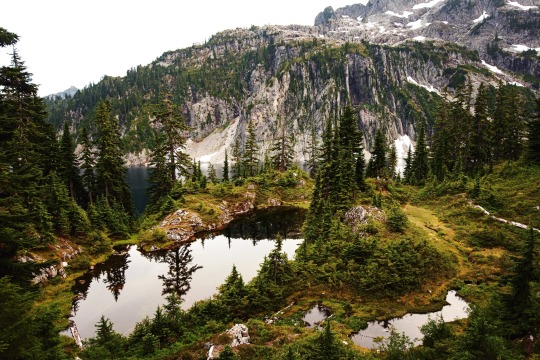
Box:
387;143;398;180
243;119;260;177
58;122;84;202
403;147;413;183
410;123;429;185
231;137;243;180
148;131;171;206
270;117;294;172
368;129;387;178
94;100;133;214
223;151;229;182
79;125;96;205
431;95;451;181
527;98;540;165
469;83;491;175
207;163;217;183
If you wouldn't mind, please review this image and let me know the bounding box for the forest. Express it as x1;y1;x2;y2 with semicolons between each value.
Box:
1;24;540;359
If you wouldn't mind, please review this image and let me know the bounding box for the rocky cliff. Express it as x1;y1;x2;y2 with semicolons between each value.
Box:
45;0;539;165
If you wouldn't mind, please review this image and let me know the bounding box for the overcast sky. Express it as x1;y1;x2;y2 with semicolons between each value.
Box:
0;0;368;96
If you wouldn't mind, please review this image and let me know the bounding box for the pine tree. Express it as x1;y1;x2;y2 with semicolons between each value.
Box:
58;122;84;203
431;95;451;180
148;131;172;206
469;83;491;175
231;137;243;180
410;123;429;185
222;151;230;182
151;94;191;184
368;129;387;178
527;98;540;165
243;119;260;177
94;100;133;214
79;125;96;205
207;163;217;183
403;146;413;183
387;143;398;180
270;117;294;172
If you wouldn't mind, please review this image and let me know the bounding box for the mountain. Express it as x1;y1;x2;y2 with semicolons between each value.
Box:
44;0;539;165
46;85;78;100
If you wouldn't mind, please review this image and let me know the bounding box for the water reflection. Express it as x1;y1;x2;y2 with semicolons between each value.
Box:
351;290;469;349
144;244;203;297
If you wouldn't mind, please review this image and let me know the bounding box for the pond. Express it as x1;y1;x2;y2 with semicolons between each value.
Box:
67;208;306;339
351;290;469;349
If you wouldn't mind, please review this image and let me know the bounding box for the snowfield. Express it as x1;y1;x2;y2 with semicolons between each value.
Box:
506;1;538;10
413;0;445;10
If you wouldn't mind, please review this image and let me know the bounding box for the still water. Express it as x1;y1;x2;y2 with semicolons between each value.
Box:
126;167;149;215
351;290;469;348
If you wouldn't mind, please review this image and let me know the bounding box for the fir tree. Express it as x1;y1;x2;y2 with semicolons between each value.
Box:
222;151;229;182
270;117;294;172
94;100;133;214
410;123;429;185
58;122;84;203
527;98;540;165
207;163;217;183
368;129;387;178
231;137;243;180
387;142;398;180
403;146;413;183
469;83;491;175
243;119;260;177
431;95;451;181
79;125;96;205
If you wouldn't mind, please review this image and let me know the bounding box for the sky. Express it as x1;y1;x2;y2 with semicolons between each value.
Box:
0;0;368;96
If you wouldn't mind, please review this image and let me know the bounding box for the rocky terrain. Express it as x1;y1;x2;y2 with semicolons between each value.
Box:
45;0;540;167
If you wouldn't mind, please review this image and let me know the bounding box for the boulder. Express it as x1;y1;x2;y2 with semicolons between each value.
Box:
227;324;250;347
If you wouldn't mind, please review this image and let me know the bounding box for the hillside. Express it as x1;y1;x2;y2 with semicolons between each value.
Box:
44;0;539;166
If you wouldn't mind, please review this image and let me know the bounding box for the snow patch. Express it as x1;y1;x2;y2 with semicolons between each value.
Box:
413;0;445;10
385;10;413;18
394;22;404;27
507;44;540;53
407;19;427;30
481;60;504;74
473;11;489;23
319;34;325;38
342;15;350;18
508;81;525;87
506;1;538;10
394;135;414;176
412;35;427;42
407;76;440;94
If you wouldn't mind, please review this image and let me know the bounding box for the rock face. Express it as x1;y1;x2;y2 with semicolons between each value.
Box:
45;0;539;166
158;192;257;243
19;238;83;285
345;205;386;232
227;324;251;347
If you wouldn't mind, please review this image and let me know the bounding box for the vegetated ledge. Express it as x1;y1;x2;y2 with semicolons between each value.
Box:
142;180;312;251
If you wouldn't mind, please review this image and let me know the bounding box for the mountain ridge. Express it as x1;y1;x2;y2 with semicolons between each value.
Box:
44;0;539;166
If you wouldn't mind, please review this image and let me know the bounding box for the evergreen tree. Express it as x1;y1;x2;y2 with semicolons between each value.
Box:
0;31;58;278
231;137;243;180
94;99;133;214
469;83;491;175
270;117;294;172
222;151;229;182
58;122;84;203
368;129;387;178
207;163;217;183
387;142;398;180
527;98;540;165
148;95;191;204
307;122;319;177
243;119;260;177
410;123;429;185
431;95;451;181
79;125;96;205
403;146;413;183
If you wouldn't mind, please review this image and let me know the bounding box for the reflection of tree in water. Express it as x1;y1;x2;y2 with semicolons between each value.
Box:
71;248;131;313
157;244;202;297
224;207;306;240
103;254;130;301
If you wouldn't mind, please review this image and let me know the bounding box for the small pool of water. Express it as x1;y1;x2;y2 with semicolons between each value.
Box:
303;304;332;328
69;237;302;339
351;290;469;349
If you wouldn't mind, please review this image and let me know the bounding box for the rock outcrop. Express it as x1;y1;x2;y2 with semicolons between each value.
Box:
227;324;251;347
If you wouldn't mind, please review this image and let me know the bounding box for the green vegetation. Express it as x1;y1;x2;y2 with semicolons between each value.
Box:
2;23;540;360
